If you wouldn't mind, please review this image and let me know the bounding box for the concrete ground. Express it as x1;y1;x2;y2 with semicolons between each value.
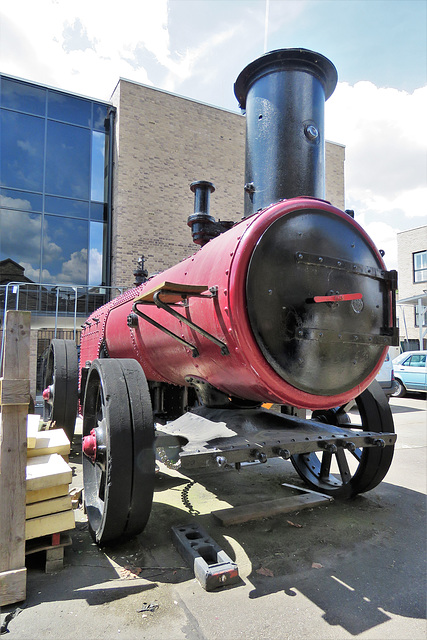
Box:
1;394;426;640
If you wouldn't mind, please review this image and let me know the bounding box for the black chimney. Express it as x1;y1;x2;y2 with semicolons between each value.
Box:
234;48;337;217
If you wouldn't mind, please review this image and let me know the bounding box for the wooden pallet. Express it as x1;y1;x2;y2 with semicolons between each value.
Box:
25;533;72;573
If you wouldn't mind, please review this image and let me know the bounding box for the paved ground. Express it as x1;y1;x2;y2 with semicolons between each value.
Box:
1;394;426;639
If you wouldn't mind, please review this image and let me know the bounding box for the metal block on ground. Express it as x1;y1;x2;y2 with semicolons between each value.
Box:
172;524;239;591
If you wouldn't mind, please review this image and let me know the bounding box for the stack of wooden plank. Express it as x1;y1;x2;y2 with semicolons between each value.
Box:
25;419;75;542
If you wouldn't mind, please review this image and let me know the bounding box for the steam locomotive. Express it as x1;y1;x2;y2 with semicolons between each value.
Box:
43;49;398;545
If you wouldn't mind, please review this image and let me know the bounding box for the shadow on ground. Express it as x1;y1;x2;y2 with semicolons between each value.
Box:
13;437;426;639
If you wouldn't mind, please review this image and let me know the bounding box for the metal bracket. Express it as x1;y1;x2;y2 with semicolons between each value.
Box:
295;251;392;281
295;252;398;346
172;524;239;590
132;283;229;357
293;327;395;346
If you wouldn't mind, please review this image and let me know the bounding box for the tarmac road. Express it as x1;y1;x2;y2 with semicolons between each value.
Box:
1;394;426;640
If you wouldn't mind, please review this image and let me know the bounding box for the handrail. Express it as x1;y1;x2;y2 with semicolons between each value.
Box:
0;281;128;372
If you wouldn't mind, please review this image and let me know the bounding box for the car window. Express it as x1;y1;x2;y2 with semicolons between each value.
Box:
407;355;426;367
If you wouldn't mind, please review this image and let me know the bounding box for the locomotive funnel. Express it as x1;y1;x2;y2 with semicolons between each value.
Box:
234;48;337;216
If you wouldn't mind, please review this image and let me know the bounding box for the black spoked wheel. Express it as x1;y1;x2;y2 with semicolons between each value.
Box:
43;339;78;442
291;381;395;498
82;358;155;545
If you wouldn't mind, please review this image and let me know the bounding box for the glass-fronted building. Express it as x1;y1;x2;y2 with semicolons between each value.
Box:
0;74;112;294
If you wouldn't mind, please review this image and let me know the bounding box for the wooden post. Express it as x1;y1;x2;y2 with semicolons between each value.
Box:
0;311;30;606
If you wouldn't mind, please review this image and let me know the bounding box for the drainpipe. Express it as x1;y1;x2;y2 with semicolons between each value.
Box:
105;106;116;291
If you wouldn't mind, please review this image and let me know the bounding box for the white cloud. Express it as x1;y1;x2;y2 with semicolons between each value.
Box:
56;248;88;284
0;0;170;98
88;247;102;286
326;81;427;270
0;195;32;210
20;262;52;282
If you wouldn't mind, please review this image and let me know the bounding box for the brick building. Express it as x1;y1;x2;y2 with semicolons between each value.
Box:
110;79;345;285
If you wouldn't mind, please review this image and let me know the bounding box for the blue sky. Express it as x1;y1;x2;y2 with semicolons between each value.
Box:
1;0;426;269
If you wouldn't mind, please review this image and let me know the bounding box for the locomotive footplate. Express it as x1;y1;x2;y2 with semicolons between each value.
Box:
155;406;396;470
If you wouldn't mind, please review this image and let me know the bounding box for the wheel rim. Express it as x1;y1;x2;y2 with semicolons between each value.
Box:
392;380;404;397
43;339;78;442
82;359;155;545
291;381;395;498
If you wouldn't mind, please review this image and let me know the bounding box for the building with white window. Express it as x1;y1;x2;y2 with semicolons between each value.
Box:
396;226;427;350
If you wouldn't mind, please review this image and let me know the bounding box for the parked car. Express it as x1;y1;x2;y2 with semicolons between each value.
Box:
375;351;398;397
392;350;427;397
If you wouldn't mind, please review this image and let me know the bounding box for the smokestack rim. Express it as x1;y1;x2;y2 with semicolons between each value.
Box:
234;48;338;109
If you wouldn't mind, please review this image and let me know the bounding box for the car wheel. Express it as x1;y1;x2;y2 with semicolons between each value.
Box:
391;379;406;397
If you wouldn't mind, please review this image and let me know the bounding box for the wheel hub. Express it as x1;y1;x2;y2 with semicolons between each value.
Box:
82;427;106;464
82;429;97;462
42;384;54;404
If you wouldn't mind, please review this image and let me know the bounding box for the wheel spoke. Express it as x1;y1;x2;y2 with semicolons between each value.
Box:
350;447;362;462
95;463;105;501
319;450;332;479
335;448;351;484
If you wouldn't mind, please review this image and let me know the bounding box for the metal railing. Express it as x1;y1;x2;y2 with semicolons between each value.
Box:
0;281;129;370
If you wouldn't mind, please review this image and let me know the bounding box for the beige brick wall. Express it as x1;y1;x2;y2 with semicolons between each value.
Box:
397;226;427;343
111;80;345;286
325;141;345;210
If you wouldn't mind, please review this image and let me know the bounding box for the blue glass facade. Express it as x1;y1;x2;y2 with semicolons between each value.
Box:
0;75;111;289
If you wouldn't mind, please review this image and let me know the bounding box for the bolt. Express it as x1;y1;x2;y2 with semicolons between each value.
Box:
321;443;338;453
305;124;319;141
216;456;227;468
372;438;385;448
255;451;267;463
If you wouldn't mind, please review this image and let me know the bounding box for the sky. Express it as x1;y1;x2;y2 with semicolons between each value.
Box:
0;0;426;271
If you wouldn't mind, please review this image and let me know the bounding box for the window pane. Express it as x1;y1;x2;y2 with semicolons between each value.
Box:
48;91;91;127
414;251;427;282
42;215;88;284
1;77;46;116
415;269;427;283
93;103;108;131
45;195;89;218
89;221;105;286
0;110;44;191
91;131;106;202
46;120;90;199
90;202;107;221
0;188;43;212
0;209;42;282
414;251;427;269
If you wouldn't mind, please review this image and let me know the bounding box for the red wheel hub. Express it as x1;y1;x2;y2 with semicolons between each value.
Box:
42;385;53;401
82;429;97;462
